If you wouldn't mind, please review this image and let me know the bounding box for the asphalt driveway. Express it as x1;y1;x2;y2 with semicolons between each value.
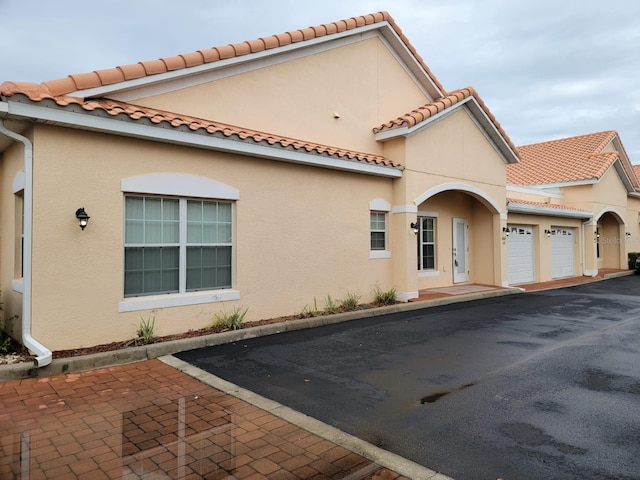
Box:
176;276;640;480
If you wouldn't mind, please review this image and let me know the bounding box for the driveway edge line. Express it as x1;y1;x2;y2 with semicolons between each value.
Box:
160;354;454;480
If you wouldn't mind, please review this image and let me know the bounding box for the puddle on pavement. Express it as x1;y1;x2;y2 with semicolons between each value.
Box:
1;393;386;479
421;382;475;404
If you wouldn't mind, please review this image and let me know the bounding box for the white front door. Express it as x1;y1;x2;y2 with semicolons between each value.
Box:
452;218;469;283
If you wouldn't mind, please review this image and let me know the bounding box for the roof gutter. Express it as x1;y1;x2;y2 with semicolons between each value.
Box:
507;202;593;219
0;120;53;367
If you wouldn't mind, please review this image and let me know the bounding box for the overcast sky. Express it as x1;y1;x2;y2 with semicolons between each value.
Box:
2;0;639;162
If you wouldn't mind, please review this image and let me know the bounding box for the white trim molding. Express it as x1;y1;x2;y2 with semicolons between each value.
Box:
507;202;593;219
414;182;504;215
119;289;241;312
396;291;419;302
418;270;440;278
12;170;25;193
593;207;627;226
122;173;239;199
370;250;391;259
369;198;391;211
392;204;419;214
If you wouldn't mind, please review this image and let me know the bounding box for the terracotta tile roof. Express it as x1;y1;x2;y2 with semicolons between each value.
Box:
0;85;399;169
373;87;519;160
508;131;623;185
506;197;590;213
3;11;445;98
633;164;640;181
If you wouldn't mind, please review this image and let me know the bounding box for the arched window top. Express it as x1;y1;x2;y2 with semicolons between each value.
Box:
12;170;24;194
121;173;239;200
369;198;391;211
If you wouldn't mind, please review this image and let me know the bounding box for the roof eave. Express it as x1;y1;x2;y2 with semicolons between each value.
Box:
507;202;592;219
2;97;402;178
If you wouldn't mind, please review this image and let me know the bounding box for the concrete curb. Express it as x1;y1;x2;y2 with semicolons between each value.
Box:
161;355;454;480
0;287;522;381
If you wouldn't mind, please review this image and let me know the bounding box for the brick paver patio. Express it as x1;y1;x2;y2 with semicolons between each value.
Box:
0;359;408;479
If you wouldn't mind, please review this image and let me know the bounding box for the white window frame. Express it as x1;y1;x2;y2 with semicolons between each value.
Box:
370;199;391;259
119;174;240;312
417;215;438;276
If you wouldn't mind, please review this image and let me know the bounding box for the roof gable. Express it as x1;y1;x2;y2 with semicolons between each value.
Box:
508;131;640;191
3;12;445;103
373;87;520;164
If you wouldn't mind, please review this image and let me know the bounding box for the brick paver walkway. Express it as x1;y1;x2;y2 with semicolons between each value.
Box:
0;359;407;479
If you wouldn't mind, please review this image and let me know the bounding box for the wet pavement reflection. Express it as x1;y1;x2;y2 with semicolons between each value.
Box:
0;360;405;479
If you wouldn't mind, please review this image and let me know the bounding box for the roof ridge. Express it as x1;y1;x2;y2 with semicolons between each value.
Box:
517;130;617;150
1;11;445;99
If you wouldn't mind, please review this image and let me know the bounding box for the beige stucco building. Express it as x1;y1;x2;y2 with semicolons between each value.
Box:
1;12;638;365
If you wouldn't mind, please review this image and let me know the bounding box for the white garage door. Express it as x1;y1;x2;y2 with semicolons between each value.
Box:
551;227;575;278
507;225;535;285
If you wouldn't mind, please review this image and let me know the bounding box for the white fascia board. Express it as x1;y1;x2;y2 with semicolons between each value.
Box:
6;100;401;178
0;100;8;113
507;202;592;219
529;179;599;189
86;27;382;101
506;184;564;199
73;22;440;102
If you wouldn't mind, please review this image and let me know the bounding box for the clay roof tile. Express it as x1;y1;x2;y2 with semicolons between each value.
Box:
199;48;221;63
118;63;147;80
161;56;186;71
95;68;125;86
231;41;251;57
179;51;205;67
139;59;167;76
68;72;101;90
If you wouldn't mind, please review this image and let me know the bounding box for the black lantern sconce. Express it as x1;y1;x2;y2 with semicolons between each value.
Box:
502;227;510;237
544;229;551;238
626;232;631;238
410;222;419;234
75;208;90;231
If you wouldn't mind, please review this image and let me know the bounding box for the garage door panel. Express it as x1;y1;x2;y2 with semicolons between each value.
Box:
507;225;534;284
551;227;575;278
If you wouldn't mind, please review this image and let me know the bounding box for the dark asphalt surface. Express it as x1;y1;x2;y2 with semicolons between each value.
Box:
177;276;640;480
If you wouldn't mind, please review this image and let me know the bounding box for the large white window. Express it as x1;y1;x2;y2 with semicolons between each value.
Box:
124;196;232;297
418;217;436;270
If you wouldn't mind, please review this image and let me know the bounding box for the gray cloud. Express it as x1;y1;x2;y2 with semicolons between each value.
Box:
1;0;638;160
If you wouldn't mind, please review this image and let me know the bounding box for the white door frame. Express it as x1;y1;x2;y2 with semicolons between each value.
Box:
452;218;469;283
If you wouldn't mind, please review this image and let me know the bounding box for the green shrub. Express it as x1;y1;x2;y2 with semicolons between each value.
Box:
324;294;339;314
373;286;397;306
213;306;248;330
628;252;640;269
136;316;156;345
340;291;362;311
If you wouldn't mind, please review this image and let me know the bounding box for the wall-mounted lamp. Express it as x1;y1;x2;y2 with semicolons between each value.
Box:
594;230;600;240
410;222;419;234
544;229;551;238
502;227;510;237
75;208;90;231
626;232;632;238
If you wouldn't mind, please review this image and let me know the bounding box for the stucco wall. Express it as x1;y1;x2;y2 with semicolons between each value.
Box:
29;125;395;350
135;37;430;157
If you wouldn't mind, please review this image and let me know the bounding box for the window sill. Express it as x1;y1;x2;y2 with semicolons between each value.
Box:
119;289;240;313
370;250;391;259
12;279;24;294
418;270;440;278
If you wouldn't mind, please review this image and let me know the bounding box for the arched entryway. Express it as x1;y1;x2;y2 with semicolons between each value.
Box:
413;183;503;288
595;209;626;269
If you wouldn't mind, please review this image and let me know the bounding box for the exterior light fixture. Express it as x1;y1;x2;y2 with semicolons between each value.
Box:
410;222;419;234
626;232;631;238
502;227;510;237
544;229;551;238
594;230;600;240
75;208;90;231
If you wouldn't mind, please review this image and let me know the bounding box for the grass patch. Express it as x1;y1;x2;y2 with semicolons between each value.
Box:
373;286;397;306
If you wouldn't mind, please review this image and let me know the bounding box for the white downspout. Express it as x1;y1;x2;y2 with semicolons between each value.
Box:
0;119;52;367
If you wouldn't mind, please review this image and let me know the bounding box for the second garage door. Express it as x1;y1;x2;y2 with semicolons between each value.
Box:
551;227;576;278
507;225;535;285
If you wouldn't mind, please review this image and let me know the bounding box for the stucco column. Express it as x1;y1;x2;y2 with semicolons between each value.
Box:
496;214;509;287
391;210;418;301
583;221;598;276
